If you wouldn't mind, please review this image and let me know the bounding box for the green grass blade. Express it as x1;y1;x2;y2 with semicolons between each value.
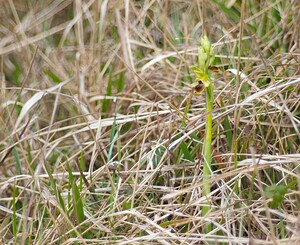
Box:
67;164;85;224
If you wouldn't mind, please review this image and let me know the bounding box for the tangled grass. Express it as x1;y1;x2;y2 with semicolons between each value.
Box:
0;1;299;244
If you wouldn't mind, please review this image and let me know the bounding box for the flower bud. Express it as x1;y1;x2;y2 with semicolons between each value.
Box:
201;36;211;55
198;47;207;70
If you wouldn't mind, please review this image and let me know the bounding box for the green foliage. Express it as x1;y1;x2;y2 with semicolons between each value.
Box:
116;71;125;93
12;184;18;238
6;60;22;86
44;70;62;84
266;181;297;208
122;201;131;210
67;164;85;225
265;184;287;209
102;70;113;113
179;142;193;162
12;147;22;175
153;144;166;166
211;0;240;21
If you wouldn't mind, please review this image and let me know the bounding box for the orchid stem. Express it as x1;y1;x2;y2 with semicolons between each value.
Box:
202;81;213;233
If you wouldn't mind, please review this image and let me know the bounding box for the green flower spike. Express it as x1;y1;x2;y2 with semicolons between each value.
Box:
190;36;215;94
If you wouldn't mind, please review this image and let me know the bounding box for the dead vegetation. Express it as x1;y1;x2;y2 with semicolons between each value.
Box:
0;0;299;244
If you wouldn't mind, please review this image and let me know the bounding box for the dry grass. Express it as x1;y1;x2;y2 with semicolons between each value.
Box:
0;0;299;244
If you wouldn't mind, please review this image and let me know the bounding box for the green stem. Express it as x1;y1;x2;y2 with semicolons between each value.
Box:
202;82;213;232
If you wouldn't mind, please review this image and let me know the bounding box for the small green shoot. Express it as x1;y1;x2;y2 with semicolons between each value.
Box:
265;181;296;209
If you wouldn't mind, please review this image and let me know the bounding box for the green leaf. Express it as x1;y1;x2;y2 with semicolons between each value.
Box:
116;71;125;92
102;69;113;113
266;184;287;208
180;142;193;161
12;184;18;237
190;65;202;74
190;66;207;83
67;165;85;224
211;1;240;22
12;147;22;175
44;70;62;84
122;202;132;210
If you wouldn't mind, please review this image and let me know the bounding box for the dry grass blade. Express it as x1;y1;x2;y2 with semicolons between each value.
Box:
0;0;299;244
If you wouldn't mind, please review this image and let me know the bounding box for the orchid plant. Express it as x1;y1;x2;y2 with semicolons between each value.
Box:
191;36;217;232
